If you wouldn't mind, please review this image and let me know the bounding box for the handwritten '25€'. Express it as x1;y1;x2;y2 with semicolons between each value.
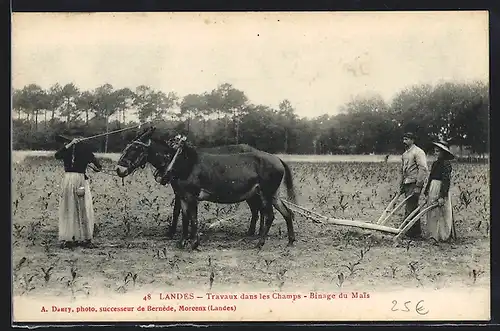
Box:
391;300;429;315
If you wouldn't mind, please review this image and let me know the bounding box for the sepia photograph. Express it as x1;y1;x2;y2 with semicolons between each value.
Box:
11;11;490;323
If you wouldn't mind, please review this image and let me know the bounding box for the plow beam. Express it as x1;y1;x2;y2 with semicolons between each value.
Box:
283;200;400;235
317;217;400;234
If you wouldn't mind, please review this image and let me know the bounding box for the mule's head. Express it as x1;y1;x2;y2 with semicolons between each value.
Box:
116;126;156;177
148;134;190;184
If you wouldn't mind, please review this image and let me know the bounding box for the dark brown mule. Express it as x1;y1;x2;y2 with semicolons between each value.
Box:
116;127;297;250
169;143;267;238
119;129;266;237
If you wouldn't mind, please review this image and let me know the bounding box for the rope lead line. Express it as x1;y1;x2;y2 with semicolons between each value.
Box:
77;120;154;143
77;120;154;181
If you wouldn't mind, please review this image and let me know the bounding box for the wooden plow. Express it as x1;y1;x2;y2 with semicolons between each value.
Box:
282;192;439;243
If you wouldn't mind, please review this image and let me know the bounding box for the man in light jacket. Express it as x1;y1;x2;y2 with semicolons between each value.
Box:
400;132;428;239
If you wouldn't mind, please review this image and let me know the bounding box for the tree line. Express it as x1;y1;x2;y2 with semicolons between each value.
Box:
12;81;489;156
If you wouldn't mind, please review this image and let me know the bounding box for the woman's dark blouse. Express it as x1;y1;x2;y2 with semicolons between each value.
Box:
55;144;101;179
424;158;453;198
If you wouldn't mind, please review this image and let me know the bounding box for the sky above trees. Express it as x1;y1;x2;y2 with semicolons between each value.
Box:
12;11;488;119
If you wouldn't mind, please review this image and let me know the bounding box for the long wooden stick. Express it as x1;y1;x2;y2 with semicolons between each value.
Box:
282;200;333;221
207;216;237;229
376;193;402;224
82;122;150;142
398;204;422;230
284;201;400;234
393;203;438;242
66;121;154;144
321;217;401;234
378;193;414;226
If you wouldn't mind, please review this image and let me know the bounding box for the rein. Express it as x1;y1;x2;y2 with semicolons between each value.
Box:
97;168;120;176
89;167;126;185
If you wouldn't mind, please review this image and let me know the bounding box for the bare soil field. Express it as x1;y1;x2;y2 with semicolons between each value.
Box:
12;150;403;164
11;151;490;312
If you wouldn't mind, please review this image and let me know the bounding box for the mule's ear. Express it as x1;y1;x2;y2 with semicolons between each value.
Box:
145;126;156;139
135;126;150;139
138;126;155;139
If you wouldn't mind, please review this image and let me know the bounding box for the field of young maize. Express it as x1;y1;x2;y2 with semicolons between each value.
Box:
12;152;490;305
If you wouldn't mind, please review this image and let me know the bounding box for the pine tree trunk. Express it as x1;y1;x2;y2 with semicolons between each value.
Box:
105;114;109;153
224;116;228;144
284;129;288;153
235;117;239;144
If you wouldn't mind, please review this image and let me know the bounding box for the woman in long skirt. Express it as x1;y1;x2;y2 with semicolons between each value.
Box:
55;132;102;248
423;139;457;242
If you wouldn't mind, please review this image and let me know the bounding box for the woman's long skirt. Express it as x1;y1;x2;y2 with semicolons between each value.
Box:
58;172;94;242
425;179;457;242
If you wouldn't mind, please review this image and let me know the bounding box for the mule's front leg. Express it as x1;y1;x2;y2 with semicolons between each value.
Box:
188;199;200;251
168;196;181;238
177;199;190;249
258;212;265;236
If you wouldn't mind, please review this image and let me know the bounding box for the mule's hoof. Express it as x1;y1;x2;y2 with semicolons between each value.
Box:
167;227;177;238
254;241;264;250
287;241;295;247
190;240;200;251
247;230;256;237
177;239;188;249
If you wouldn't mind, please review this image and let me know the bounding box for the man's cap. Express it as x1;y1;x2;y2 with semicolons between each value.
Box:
403;132;416;140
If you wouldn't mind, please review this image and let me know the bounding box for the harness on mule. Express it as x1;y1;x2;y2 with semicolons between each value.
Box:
154;135;187;185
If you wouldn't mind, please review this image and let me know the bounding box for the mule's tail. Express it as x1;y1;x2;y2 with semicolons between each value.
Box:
279;159;297;204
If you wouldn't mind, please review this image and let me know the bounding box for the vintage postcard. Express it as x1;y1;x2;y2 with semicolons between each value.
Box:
11;11;490;324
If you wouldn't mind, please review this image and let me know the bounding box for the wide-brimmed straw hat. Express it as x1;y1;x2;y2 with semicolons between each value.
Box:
432;139;454;159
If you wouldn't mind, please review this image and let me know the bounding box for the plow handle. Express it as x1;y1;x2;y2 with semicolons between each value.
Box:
393;202;439;242
376;192;401;224
378;193;414;226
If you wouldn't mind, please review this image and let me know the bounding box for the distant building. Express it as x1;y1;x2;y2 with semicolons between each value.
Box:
449;145;489;160
449;145;469;156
